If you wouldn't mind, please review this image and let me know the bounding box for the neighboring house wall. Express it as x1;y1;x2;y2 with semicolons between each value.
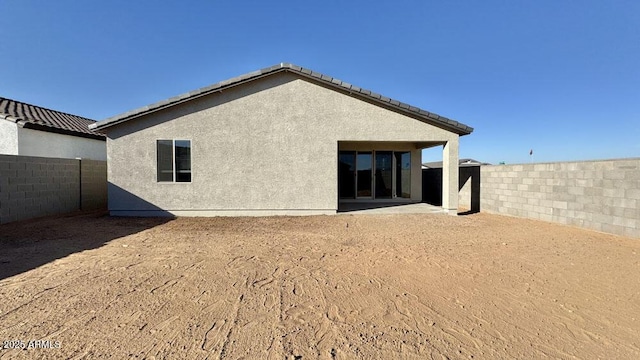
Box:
18;127;106;161
0;120;19;155
480;159;640;238
107;72;459;216
0;155;107;224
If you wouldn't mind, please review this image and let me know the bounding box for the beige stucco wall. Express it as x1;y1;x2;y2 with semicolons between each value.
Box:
106;73;459;215
0;120;19;155
18;127;106;161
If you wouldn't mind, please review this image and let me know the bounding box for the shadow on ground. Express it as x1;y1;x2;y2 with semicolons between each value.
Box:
337;202;417;212
0;210;172;281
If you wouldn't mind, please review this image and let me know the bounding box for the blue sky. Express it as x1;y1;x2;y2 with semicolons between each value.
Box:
1;1;638;164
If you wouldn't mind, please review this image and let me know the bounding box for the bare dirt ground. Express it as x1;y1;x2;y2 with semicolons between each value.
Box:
1;211;639;359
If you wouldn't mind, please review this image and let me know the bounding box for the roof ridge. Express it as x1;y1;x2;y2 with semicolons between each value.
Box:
91;63;473;135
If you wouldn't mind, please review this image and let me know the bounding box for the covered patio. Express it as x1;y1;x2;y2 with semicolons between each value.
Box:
337;140;460;214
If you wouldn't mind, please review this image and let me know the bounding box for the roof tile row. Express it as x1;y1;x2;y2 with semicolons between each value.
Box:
0;97;104;140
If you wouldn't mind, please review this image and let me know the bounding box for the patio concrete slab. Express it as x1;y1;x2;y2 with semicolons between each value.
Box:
337;202;444;214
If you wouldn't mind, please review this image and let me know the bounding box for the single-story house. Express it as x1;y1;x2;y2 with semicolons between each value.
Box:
0;97;106;160
90;63;473;216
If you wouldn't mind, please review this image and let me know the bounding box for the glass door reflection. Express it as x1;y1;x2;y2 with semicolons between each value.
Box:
338;151;356;199
356;152;372;198
375;151;393;199
395;151;411;198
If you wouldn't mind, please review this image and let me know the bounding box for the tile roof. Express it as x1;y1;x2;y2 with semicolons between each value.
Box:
0;97;104;140
91;63;474;135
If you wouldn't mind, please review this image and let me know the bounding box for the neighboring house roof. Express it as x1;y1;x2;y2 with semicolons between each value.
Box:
422;158;490;169
0;97;104;140
91;63;474;135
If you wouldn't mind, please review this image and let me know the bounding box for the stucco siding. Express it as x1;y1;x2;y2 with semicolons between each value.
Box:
18;127;106;160
107;73;458;214
0;120;19;155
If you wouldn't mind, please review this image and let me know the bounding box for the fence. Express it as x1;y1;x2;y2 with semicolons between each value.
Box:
455;158;639;238
0;154;107;224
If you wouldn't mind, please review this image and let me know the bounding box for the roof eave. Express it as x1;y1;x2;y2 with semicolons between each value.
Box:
91;67;290;131
21;122;106;141
1;98;104;138
292;72;474;135
280;67;474;136
0;113;19;123
92;63;474;135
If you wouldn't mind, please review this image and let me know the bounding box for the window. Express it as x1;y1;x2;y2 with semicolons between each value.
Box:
157;140;191;182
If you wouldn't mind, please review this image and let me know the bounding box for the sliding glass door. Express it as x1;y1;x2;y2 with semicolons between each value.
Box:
375;151;393;199
339;150;410;200
338;152;356;199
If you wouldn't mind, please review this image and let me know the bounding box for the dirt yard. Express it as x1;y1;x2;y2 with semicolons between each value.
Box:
0;211;639;359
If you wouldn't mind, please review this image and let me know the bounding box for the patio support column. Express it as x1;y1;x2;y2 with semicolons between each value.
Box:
442;137;459;215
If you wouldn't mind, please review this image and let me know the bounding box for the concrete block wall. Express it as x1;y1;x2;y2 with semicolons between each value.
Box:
0;155;107;224
480;158;640;238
